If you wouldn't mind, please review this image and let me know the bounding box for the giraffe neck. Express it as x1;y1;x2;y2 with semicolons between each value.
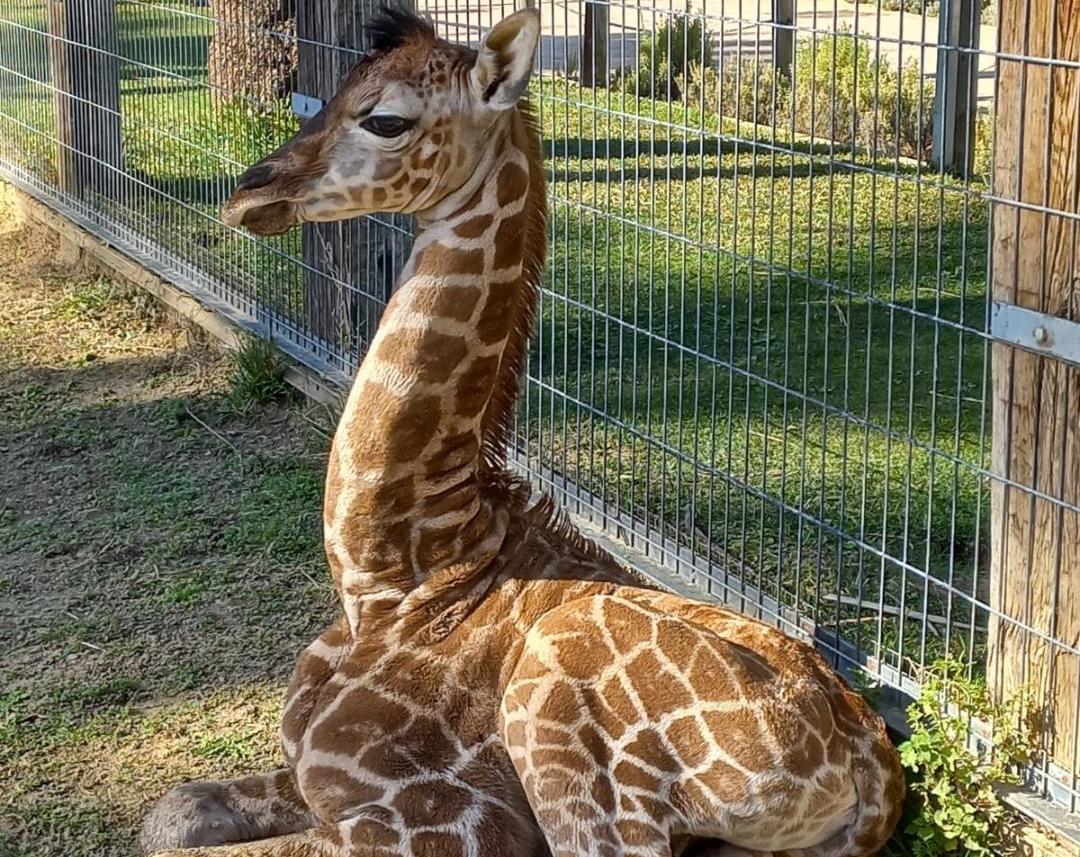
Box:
324;108;546;633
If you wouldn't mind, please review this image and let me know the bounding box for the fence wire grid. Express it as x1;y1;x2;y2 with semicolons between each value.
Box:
4;0;1080;819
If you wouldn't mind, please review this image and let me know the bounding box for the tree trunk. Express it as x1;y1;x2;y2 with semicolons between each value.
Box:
208;0;298;103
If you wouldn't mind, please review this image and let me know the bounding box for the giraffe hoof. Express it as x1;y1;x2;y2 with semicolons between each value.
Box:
139;780;255;855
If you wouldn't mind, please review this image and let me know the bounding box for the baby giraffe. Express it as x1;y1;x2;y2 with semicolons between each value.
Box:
141;7;904;857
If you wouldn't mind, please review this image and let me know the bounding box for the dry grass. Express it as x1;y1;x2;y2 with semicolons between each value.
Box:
0;182;338;856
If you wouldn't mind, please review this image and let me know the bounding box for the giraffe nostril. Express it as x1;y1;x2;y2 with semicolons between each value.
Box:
235;162;276;193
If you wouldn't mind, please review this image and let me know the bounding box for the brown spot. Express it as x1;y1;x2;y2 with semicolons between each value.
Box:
454;213;494;239
548;626;613;680
374;327;469;385
350;810;400;848
665;715;709;768
476;279;518;344
415;243;485;277
612;760;660;792
600;598;652;643
696;759;750;804
496;161;528;207
594;679;634;736
615;819;664;846
311;686;408;754
371;186;387;205
624;729;681;773
412;832;465;857
409;177;430;195
492;212;525;271
391;173;409;191
702;707;772;770
530;747;589;774
298;764;382;820
454;354;501;418
783;734;826;775
394;780;472;827
384;393;441;460
344;474;415;522
414;524;461;569
590;774;616;813
411;283;482;322
624;649;695;719
374;157;402;181
537;680;579;722
577;722;613;768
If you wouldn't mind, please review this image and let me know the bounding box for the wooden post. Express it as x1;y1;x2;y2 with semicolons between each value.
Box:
989;0;1080;792
46;0;122;200
581;1;609;88
772;0;794;78
294;0;412;359
932;0;980;176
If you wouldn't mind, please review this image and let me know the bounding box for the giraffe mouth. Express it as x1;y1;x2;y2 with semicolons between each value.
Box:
221;192;299;236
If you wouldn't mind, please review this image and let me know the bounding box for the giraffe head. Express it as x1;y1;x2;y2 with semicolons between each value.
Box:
221;6;541;235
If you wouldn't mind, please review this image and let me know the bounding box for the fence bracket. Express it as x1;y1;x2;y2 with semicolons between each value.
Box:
990;302;1080;368
291;92;324;118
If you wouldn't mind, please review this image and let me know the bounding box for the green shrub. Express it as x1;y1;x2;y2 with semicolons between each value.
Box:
705;59;792;129
898;658;1034;857
229;334;288;410
627;14;711;101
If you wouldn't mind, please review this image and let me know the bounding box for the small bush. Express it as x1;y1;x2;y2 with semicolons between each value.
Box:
627;14;711;101
229;335;288;409
898;658;1034;857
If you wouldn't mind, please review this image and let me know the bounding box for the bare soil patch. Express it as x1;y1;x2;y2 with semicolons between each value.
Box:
0;183;338;856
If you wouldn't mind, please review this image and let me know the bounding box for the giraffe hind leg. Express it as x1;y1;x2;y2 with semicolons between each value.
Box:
140;769;315;855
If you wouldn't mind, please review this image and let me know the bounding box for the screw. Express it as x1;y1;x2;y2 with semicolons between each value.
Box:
1033;326;1049;345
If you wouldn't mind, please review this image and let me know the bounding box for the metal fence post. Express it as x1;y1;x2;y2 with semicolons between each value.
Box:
46;0;122;200
932;0;980;176
581;0;609;88
989;0;1080;799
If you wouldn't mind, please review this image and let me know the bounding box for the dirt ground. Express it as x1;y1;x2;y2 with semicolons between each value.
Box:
0;182;339;856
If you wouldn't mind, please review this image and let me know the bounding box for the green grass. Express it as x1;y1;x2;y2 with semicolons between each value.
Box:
0;0;993;674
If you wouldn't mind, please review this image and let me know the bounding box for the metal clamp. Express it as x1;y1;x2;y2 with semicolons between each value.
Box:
990;301;1080;368
291;92;324;119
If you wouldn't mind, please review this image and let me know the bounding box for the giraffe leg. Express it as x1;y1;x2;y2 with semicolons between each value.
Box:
140;769;315;855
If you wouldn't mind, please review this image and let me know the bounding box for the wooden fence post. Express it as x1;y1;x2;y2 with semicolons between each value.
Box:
932;0;980;175
581;0;609;88
294;0;412;361
46;0;122;200
989;0;1080;793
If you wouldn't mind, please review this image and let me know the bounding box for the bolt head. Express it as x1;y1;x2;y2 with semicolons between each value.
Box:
1033;326;1049;345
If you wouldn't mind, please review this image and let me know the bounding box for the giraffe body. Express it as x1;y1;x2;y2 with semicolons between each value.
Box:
142;8;904;856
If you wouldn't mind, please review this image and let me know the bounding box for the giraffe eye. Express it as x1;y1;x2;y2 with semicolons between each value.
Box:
361;115;415;137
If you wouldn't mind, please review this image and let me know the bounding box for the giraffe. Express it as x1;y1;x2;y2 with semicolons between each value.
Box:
140;7;905;857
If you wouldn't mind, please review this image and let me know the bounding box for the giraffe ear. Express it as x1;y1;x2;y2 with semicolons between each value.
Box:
470;8;540;111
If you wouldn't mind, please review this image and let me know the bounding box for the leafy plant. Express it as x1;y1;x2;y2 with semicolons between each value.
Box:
898;658;1034;857
229;335;288;410
626;14;711;101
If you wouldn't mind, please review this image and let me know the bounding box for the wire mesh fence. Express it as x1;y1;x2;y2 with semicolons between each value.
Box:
3;0;1079;816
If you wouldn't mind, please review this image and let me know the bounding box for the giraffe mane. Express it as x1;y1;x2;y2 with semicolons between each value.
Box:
366;4;436;54
480;99;548;475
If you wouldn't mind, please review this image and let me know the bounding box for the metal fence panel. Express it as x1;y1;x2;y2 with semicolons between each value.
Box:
5;0;1079;815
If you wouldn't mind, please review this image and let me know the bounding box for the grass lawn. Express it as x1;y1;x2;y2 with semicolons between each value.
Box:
0;0;994;676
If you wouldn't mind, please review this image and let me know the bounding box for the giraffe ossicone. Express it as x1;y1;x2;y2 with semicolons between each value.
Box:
144;6;905;856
